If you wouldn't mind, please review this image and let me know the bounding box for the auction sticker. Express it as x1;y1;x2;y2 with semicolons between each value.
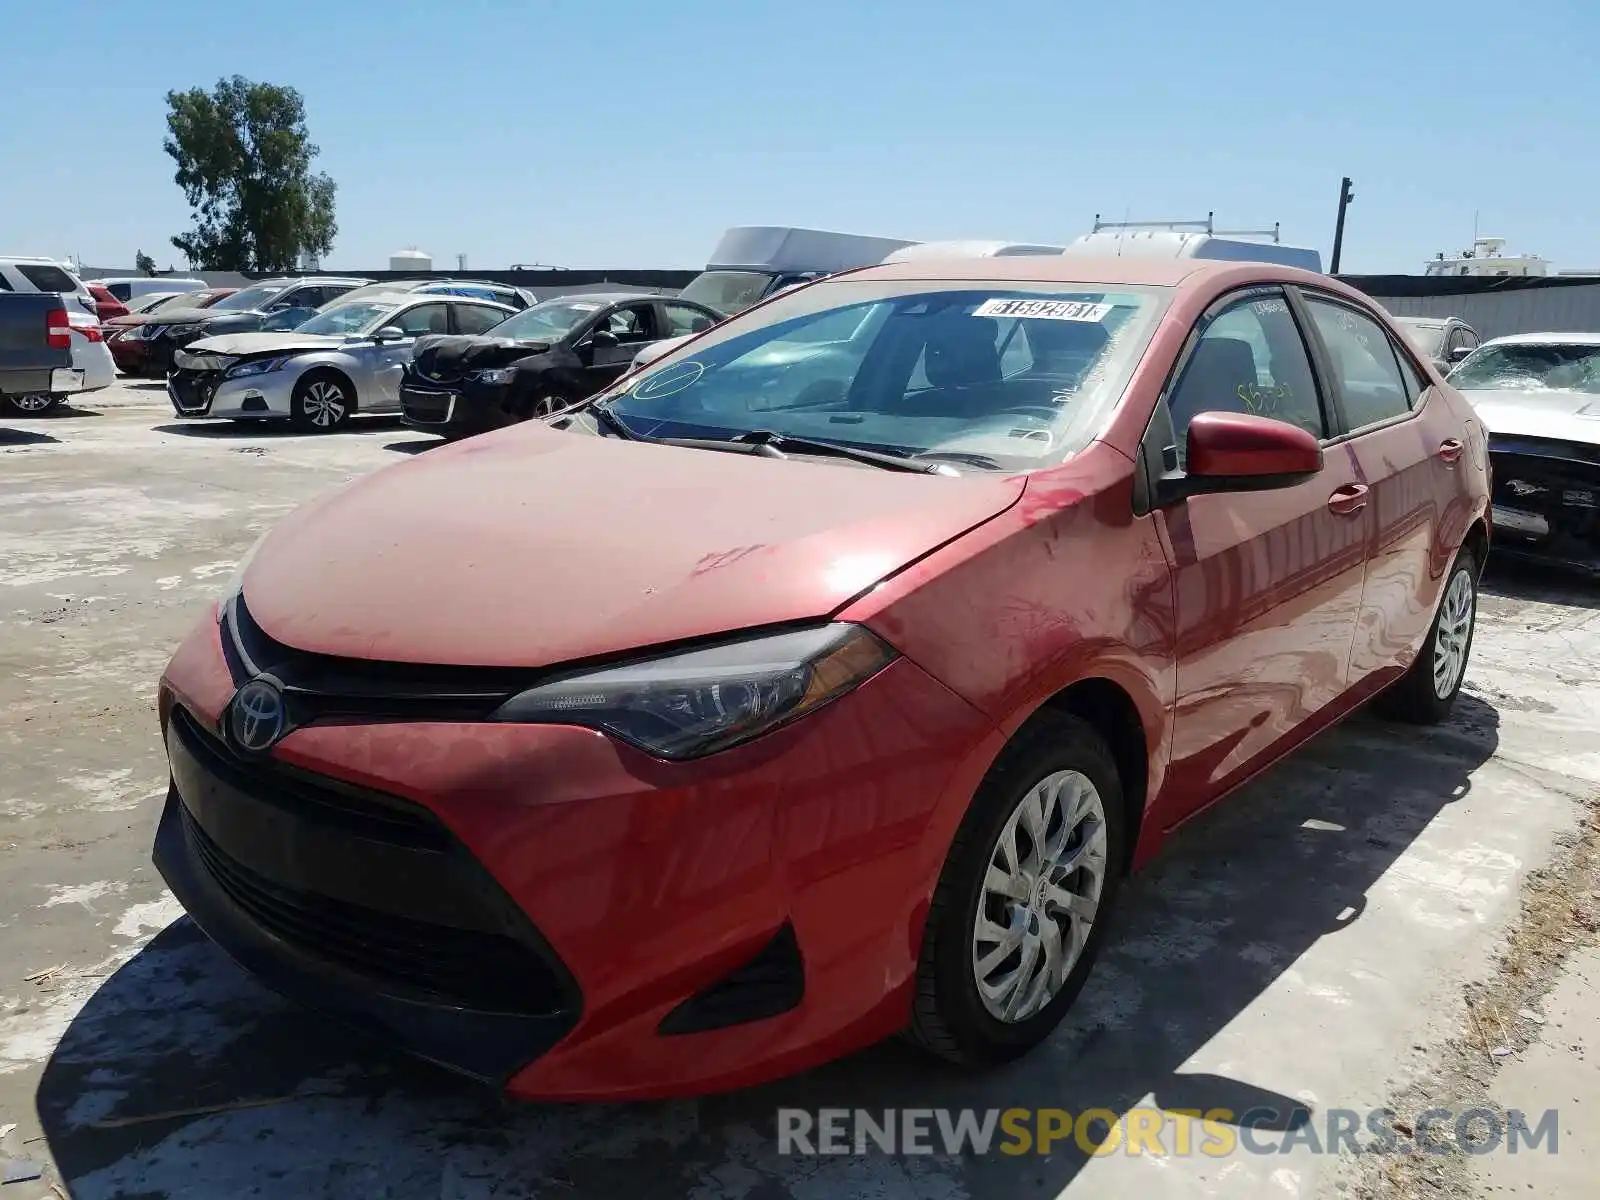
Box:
973;298;1112;322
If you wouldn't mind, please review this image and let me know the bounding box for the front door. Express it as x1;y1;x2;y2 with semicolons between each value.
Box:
368;302;450;409
579;302;660;394
1153;287;1371;826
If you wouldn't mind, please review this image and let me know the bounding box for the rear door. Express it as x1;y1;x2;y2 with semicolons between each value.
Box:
1154;286;1371;823
1295;290;1451;689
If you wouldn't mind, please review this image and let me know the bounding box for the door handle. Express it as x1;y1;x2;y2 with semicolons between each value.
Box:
1438;438;1464;463
1327;483;1370;516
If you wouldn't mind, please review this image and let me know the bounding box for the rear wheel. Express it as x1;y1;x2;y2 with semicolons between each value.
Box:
290;371;353;432
1376;549;1478;724
2;392;62;416
909;712;1126;1067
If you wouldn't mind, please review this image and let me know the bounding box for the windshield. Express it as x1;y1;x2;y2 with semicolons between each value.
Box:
213;283;287;311
488;299;601;341
1450;343;1600;395
330;282;419;307
294;300;397;336
678;270;776;315
133;292;189;313
602;281;1170;471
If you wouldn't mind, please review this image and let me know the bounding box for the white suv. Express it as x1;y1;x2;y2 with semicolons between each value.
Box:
0;256;97;317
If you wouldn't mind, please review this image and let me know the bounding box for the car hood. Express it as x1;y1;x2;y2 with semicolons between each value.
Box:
242;425;1026;667
410;334;555;383
1463;389;1600;446
144;307;218;326
184;332;345;357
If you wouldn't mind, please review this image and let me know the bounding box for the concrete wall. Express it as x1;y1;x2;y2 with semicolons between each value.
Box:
1343;277;1600;341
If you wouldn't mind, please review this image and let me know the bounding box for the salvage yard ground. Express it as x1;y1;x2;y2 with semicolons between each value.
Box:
2;384;1599;1199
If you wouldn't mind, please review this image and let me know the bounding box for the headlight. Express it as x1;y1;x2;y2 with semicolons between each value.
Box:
491;624;896;759
471;367;516;385
216;530;272;621
225;357;289;379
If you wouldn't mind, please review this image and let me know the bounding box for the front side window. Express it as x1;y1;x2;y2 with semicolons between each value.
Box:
1165;290;1326;465
1303;297;1413;428
603;281;1169;471
601;305;657;343
1449;342;1600;394
394;303;451;336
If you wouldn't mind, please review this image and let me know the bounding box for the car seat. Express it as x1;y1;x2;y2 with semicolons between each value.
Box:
1169;336;1259;431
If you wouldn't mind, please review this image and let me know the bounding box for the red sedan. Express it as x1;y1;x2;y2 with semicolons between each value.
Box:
106;288;237;375
153;256;1490;1099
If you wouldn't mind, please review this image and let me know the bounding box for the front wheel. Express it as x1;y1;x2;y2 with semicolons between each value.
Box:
1376;550;1478;724
909;712;1126;1067
290;371;353;432
2;392;63;416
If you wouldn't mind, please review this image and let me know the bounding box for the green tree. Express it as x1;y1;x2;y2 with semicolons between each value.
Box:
134;250;157;276
163;76;338;272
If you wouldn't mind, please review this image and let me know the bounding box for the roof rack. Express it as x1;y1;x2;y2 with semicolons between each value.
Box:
1090;212;1283;244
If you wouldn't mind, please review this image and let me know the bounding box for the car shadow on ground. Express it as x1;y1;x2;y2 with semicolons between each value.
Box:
383;435;448;455
1482;559;1600;611
2;403;101;421
152;416;405;439
35;687;1502;1198
0;427;60;445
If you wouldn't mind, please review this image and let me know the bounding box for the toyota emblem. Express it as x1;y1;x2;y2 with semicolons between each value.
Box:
228;678;286;753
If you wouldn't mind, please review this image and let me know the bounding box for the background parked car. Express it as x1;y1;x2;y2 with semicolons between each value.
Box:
89;276;209;303
2;307;116;415
124;279;365;376
1393;314;1480;375
329;279;537;312
0;293;82;415
0;255;97;316
1448;331;1600;574
400;292;721;438
106;289;240;376
168;292;515;431
87;283;130;322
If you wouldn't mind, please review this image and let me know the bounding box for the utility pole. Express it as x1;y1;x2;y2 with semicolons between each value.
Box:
1330;177;1355;274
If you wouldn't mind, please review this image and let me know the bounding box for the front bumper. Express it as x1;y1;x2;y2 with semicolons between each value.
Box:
399;379;511;437
1489;446;1600;574
156;609;1001;1098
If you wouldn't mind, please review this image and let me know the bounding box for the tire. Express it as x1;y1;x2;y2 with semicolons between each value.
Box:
290;371;353;432
1375;548;1479;725
2;392;63;416
909;712;1127;1067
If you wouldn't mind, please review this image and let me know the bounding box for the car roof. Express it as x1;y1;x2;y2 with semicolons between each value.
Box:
1482;331;1600;347
843;254;1256;288
537;290;665;305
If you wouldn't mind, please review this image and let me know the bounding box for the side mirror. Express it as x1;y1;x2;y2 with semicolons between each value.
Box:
373;326;406;343
1447;344;1474;365
588;329;620;348
1162;411;1323;503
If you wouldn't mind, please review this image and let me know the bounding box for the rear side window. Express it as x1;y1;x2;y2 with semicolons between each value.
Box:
1303;297;1413;428
17;264;79;293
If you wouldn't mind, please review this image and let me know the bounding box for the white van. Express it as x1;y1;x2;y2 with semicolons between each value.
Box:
91;276;209;303
1063;229;1323;272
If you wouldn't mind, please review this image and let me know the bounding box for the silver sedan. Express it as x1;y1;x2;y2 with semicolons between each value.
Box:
167;294;515;431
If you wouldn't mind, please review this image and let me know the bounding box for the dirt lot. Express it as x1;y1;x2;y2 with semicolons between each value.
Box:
3;384;1599;1199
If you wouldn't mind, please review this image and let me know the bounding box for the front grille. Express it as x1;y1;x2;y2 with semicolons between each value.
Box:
170;368;221;414
171;707;574;1015
1490;449;1600;565
172;705;442;848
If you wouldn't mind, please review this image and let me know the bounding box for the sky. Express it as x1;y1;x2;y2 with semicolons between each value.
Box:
5;0;1597;275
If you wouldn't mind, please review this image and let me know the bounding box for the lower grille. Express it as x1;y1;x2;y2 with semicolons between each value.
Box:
170;706;574;1016
401;386;456;424
170;368;221;414
1490;449;1600;568
181;806;562;1013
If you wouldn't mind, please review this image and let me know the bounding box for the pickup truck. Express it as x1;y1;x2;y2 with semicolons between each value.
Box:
0;293;86;416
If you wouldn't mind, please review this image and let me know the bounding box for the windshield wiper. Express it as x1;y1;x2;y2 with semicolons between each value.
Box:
716;429;952;474
584;399;643;441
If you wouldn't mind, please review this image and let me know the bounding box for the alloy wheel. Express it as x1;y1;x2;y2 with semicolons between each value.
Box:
12;393;57;413
303;380;347;427
1432;568;1475;699
972;769;1109;1023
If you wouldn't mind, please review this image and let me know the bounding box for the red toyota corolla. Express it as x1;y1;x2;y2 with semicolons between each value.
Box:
154;256;1490;1099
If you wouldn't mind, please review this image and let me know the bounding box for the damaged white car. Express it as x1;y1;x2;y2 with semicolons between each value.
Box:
1449;332;1600;573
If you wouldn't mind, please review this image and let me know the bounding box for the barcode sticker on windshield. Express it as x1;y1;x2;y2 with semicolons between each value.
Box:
973;298;1112;322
